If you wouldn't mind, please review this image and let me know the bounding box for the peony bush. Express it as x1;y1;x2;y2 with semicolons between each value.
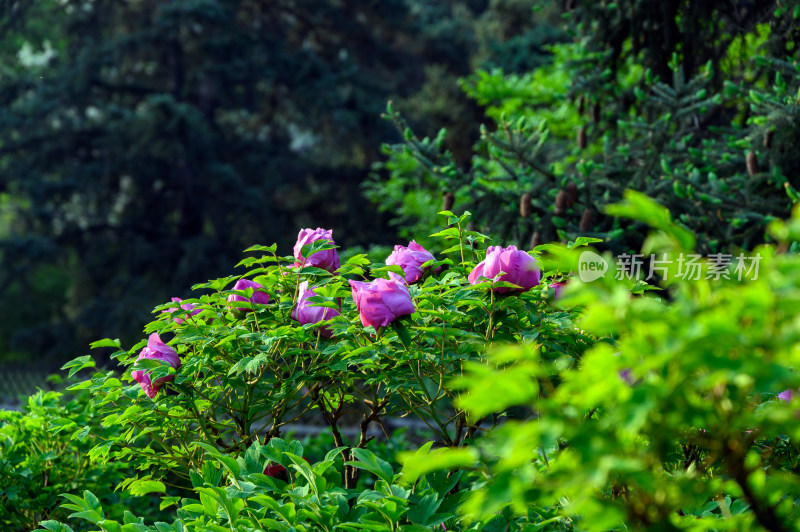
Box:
25;198;800;531
34;210;590;531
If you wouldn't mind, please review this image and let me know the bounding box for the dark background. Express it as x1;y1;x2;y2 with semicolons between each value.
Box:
0;0;561;373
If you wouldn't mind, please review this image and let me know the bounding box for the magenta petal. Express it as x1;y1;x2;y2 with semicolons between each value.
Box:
293;227;340;273
131;333;180;399
468;261;486;285
408;240;426;252
385;240;435;284
470;245;540;293
350;276;415;329
228;279;269;312
779;389;797;402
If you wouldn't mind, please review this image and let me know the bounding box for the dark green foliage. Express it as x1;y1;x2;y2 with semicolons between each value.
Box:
0;0;540;367
568;0;778;83
368;1;800;257
0;388;153;531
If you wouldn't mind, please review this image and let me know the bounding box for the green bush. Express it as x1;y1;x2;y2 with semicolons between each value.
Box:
20;195;800;531
367;3;800;256
31;213;589;530
401;193;800;530
0;389;154;530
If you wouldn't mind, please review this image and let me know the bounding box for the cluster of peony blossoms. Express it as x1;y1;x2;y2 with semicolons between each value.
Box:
131;228;550;399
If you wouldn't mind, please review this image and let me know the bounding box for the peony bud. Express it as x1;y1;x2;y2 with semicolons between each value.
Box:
385;240;436;284
264;457;310;481
162;297;201;325
550;281;567;300
131;333;180;399
293;228;340;273
520;192;532;218
292;281;340;338
227;279;269;314
468;245;540;294
779;388;799;402
349;272;415;330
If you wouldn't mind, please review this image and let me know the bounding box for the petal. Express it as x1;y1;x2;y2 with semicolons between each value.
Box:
408;240;425;252
482;248;504;279
468;261;486;285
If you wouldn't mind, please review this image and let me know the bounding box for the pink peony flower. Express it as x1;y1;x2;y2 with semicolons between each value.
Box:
349;272;415;329
779;388;799;402
131;333;180;399
293;227;340;273
468;245;540;293
227;279;269;313
550;281;567;300
162;297;201;324
291;281;341;337
385;240;436;284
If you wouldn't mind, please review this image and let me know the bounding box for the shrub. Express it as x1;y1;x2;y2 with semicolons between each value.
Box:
0;388;153;530
35;214;589;530
401;193;800;530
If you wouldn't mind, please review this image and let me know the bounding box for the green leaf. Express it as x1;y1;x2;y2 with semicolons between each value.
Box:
159;496;181;511
49;417;78;435
347;448;395;485
192;442;240;479
605;190;695;250
391;320;413;350
60;355;96;378
570;237;604;248
90;338;122;349
38;521;75;532
429;227;460;239
127;479;166;496
398;446;477;483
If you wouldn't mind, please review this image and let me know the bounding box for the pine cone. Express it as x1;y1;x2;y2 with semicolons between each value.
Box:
764;129;774;149
592;102;601;123
580;208;594;232
577;94;585;115
442;191;455;212
530;231;542;248
520;192;532;218
746;151;758;177
554;190;568;215
565;182;578;206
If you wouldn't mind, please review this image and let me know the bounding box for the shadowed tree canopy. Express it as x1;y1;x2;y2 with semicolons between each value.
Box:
0;0;537;365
